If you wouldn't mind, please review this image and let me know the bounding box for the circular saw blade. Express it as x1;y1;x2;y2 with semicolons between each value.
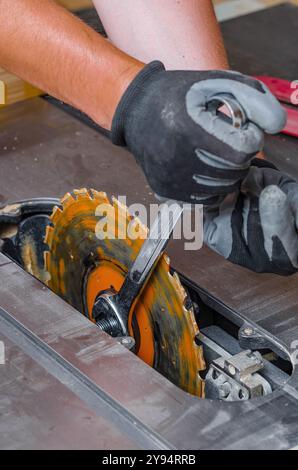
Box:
44;188;205;397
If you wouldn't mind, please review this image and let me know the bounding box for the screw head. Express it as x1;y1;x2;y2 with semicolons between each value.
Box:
228;365;236;376
121;338;131;345
118;336;135;350
243;327;254;336
219;382;231;399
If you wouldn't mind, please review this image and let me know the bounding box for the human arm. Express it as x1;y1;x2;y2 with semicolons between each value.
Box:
93;0;229;70
0;0;144;129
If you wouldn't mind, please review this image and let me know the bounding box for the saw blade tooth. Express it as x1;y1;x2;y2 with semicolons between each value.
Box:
197;345;206;372
167;267;200;336
168;269;205;383
87;189;95;200
44;225;54;248
50;205;63;224
112;196;130;216
112;197;130;240
171;271;189;303
112;197;148;231
156;260;205;394
89;189;109;204
98;191;110;204
60;192;76;208
128;215;148;240
73;188;91;201
163;253;171;269
129;206;149;236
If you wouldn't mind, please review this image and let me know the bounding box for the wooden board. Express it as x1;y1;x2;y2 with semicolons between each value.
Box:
0;80;4;105
0;69;42;108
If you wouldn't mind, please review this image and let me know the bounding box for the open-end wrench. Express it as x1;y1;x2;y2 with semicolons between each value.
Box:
93;201;183;338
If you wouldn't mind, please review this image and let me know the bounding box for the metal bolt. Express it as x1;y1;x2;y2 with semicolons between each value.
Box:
121;338;131;345
118;336;135;350
228;365;236;376
243;327;254;336
96;316;119;334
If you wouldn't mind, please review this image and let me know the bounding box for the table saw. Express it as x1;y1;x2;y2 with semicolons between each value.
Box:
0;4;298;450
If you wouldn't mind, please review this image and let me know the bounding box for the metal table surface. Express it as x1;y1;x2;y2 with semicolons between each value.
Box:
0;4;298;449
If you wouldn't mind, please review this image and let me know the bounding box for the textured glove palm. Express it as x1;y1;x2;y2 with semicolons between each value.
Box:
204;159;298;275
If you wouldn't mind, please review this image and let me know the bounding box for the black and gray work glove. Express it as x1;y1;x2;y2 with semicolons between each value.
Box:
204;159;298;275
111;61;286;204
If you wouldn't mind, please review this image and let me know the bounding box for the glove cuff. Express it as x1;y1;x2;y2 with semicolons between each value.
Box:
111;60;165;146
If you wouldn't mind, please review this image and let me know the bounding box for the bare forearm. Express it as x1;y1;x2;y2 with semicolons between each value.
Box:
0;0;144;128
94;0;228;70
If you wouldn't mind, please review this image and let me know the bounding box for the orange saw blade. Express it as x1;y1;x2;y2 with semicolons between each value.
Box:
44;188;205;397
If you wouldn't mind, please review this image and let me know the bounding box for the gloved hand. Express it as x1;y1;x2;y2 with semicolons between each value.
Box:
111;61;286;204
204;159;298;275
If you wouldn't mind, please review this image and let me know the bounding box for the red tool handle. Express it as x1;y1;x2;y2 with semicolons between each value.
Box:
282;105;298;138
255;75;298;138
255;75;296;105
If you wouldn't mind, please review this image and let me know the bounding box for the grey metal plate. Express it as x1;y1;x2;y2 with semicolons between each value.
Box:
0;256;298;450
0;252;12;266
0;335;136;450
